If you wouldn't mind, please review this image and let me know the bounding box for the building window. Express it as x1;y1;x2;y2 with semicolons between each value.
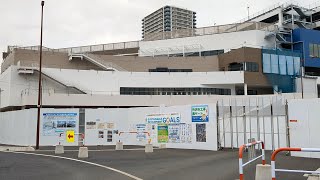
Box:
149;67;192;72
245;62;259;72
228;62;258;72
309;43;320;58
120;87;231;95
228;62;244;71
262;52;301;76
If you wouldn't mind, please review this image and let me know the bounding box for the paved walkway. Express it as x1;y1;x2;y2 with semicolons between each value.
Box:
1;147;319;180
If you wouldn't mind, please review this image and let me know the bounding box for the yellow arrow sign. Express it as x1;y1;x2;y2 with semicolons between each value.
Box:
66;130;75;143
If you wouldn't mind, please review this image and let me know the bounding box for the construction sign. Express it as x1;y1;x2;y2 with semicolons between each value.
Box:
66;130;75;143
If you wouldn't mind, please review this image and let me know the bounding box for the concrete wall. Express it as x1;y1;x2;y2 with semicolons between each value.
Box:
41;67;243;94
0;66;78;108
288;99;320;158
219;47;271;94
1;48;219;73
90;54;219;72
85;104;218;151
139;30;274;56
0;66;244;108
1;49;104;73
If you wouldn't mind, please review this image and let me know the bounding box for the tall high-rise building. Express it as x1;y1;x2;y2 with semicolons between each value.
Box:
142;5;196;39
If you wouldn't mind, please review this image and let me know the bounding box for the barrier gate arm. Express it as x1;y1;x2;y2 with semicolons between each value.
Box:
271;147;320;180
239;141;265;180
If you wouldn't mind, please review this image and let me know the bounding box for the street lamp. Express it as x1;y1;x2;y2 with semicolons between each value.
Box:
36;0;45;150
0;88;3;121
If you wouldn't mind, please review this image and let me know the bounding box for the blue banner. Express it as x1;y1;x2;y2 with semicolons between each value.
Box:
191;105;209;122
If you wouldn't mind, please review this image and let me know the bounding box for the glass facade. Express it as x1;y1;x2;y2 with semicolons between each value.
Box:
120;87;231;95
262;49;301;76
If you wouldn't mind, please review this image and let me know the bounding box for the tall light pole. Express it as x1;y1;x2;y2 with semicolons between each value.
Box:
36;0;45;150
247;5;250;20
0;88;3;121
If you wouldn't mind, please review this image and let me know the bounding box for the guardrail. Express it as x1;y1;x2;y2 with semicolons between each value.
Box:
7;41;140;54
143;22;276;41
271;147;320;180
239;141;265;180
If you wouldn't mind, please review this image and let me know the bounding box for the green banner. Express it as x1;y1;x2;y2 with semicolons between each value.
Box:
158;124;168;143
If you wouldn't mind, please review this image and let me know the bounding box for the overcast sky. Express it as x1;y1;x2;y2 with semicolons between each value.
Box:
0;0;317;53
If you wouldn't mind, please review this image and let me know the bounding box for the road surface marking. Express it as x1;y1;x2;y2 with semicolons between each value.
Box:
6;151;143;180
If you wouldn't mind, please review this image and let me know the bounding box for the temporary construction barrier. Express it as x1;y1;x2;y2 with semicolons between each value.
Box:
271;147;320;180
217;94;301;151
239;140;265;180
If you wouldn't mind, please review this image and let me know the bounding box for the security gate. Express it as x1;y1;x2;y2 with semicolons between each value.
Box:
217;95;297;150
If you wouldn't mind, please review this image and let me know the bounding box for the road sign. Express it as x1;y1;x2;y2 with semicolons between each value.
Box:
66;130;75;143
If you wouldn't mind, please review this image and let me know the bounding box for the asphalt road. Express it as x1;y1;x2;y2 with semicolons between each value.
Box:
0;147;319;180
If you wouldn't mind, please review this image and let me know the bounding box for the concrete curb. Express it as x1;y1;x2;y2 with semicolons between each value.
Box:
0;146;35;152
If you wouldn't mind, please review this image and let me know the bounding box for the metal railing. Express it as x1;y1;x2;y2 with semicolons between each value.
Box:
238;140;265;180
271;147;320;180
7;41;139;54
236;1;313;24
143;22;276;41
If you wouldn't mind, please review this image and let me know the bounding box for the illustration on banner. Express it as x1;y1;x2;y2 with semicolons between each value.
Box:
192;105;209;122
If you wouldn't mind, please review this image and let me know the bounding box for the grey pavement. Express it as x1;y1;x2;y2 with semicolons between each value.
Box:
0;146;319;180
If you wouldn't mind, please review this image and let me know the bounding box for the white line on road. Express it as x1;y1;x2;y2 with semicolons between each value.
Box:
5;151;143;180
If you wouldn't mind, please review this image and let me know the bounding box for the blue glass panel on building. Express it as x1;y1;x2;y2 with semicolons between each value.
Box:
293;57;301;75
271;54;279;74
262;53;271;73
279;55;287;75
286;56;294;75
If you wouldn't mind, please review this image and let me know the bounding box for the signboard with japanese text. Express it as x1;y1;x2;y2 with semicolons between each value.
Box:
192;105;209;122
146;113;181;124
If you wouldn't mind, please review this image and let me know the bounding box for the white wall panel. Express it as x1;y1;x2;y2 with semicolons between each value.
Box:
288;99;320;158
0;108;79;146
139;30;274;56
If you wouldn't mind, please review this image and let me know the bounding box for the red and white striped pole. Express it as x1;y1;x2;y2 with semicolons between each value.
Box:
271;148;301;180
239;141;265;180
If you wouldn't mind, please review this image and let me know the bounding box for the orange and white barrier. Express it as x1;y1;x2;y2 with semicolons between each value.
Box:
239;141;265;180
271;147;320;180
